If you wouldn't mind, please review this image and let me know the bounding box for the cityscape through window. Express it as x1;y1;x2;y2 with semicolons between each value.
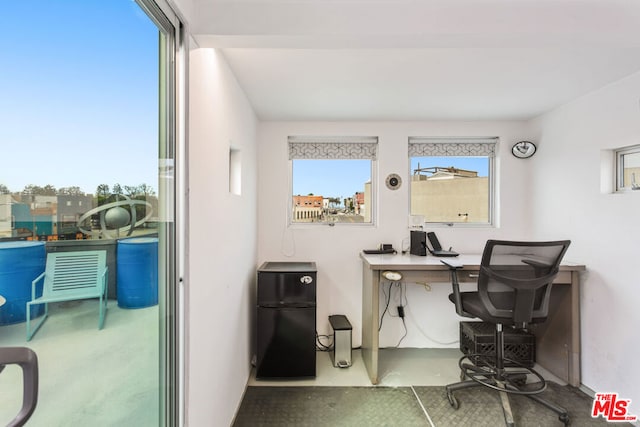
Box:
291;159;373;224
409;138;496;225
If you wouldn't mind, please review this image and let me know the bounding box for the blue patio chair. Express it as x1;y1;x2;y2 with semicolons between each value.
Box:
26;250;108;341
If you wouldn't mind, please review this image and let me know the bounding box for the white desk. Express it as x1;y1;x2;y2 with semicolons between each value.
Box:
360;252;586;386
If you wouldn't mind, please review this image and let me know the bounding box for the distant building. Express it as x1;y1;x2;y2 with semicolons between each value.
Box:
354;192;364;214
292;195;323;221
57;194;94;235
343;197;354;212
624;167;640;189
363;181;371;223
11;195;57;237
0;194;14;238
411;167;488;223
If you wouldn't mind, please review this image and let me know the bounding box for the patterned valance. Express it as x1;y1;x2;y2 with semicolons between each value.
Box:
408;137;498;157
288;136;378;160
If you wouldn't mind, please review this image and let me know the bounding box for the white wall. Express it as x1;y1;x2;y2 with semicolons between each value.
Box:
527;72;640;410
257;121;536;348
188;48;258;426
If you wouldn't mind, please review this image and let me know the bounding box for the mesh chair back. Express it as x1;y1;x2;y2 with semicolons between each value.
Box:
477;240;570;324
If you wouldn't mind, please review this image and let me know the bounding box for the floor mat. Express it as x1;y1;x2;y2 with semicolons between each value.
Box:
413;382;620;427
233;383;632;426
233;386;429;426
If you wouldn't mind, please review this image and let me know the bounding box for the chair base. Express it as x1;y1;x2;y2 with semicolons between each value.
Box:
446;354;570;427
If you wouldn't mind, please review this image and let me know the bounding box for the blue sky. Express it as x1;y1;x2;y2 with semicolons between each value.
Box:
293;159;372;200
1;0;158;194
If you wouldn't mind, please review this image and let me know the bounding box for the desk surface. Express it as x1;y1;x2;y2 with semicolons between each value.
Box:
360;252;586;271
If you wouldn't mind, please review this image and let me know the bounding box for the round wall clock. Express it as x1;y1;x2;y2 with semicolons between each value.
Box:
512;141;537;159
385;173;402;190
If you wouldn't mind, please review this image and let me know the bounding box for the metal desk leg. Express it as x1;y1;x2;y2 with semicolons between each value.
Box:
361;265;380;384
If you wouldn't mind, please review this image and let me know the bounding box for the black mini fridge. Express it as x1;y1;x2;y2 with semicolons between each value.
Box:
256;261;317;378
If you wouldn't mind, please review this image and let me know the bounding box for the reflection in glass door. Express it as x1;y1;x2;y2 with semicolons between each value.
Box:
0;1;182;425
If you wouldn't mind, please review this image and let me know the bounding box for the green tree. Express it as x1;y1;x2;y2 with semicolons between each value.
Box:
328;197;341;207
58;186;85;196
96;184;110;197
137;183;156;197
42;184;57;195
124;185;137;197
23;184;56;195
22;185;36;195
112;183;123;198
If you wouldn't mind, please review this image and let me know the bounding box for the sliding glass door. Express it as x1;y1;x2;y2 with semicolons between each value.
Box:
0;1;183;425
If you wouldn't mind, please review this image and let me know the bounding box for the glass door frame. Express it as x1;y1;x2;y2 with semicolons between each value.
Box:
135;1;187;426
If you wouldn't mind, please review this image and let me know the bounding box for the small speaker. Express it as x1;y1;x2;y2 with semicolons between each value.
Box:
385;173;402;190
410;230;427;256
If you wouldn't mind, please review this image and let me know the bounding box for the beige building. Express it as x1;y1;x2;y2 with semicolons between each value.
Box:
410;167;489;223
623;166;640;189
363;181;371;223
0;194;12;238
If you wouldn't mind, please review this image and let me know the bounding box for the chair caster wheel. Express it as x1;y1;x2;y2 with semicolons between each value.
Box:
447;391;459;410
559;413;570;426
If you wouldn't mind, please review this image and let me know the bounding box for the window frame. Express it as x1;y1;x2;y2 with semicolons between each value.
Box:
615;144;640;193
287;136;378;227
408;137;497;227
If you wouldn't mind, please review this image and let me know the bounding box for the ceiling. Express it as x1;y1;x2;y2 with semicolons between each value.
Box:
190;0;640;121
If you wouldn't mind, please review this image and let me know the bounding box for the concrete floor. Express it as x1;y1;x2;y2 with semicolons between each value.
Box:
0;299;159;427
249;348;564;388
249;348;465;388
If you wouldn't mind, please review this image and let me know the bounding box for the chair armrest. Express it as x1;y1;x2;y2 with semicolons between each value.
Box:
0;347;38;427
442;261;473;318
31;273;45;301
100;267;108;293
100;267;108;282
441;259;464;269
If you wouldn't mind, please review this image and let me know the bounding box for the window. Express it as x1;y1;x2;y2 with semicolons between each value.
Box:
289;136;378;225
616;144;640;192
409;137;497;225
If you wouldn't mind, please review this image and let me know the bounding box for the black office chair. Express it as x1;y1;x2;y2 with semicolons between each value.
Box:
0;347;39;427
443;240;571;427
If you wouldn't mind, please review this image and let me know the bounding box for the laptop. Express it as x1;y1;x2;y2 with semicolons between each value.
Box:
426;232;459;257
